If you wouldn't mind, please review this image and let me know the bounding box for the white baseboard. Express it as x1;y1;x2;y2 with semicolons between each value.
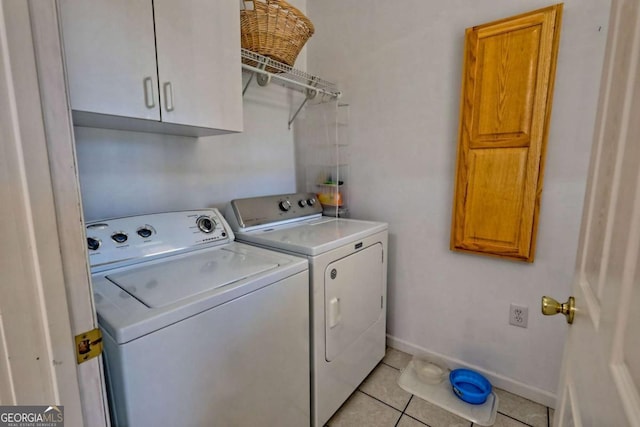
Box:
386;334;556;408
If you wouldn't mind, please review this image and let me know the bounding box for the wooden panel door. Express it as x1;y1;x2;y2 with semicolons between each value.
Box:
59;0;159;120
154;0;243;131
451;5;563;262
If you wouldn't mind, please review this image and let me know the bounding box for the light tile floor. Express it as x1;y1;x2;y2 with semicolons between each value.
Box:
326;348;555;427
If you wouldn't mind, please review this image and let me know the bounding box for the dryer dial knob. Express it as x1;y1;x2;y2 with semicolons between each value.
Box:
279;200;292;212
196;216;216;233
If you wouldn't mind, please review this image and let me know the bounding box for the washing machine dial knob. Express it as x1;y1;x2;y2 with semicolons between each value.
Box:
111;232;128;244
279;200;292;212
137;227;153;238
196;216;216;233
87;237;101;251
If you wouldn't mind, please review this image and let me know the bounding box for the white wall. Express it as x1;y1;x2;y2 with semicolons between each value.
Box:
75;0;308;222
307;0;611;405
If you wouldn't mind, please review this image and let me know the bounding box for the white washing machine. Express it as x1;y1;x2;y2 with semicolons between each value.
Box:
226;193;388;427
87;209;310;427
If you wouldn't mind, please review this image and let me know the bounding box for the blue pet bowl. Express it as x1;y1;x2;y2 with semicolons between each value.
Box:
449;369;492;405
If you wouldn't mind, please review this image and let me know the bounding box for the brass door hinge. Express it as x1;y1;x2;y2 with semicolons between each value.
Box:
75;328;103;364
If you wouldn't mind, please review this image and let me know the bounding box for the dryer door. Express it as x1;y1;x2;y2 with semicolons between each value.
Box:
325;243;384;362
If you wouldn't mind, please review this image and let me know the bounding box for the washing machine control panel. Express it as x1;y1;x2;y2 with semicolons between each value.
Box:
228;192;322;229
86;209;234;273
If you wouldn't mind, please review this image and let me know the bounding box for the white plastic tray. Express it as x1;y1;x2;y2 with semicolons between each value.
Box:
397;359;499;426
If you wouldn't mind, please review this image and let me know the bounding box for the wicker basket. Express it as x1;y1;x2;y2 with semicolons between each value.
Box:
240;0;314;70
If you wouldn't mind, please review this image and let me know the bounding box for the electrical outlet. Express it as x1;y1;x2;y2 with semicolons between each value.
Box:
509;304;528;328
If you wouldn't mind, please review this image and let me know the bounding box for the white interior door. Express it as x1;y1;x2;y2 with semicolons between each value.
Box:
552;1;640;425
0;1;109;425
0;1;98;425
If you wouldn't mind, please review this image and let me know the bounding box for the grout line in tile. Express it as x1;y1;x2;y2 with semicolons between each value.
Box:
382;361;402;371
401;412;432;426
393;411;403;427
497;411;535;427
401;394;413;413
358;389;405;414
393;411;402;427
393;396;408;427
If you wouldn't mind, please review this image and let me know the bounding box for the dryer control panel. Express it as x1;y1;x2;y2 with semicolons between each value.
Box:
227;192;323;230
86;209;234;273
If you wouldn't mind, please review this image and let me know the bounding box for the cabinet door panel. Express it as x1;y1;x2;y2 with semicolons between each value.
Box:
60;0;159;120
153;0;243;131
472;25;541;148
451;5;562;262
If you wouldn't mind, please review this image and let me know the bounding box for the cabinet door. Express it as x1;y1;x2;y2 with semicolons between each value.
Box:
60;0;159;120
450;5;562;262
153;0;243;131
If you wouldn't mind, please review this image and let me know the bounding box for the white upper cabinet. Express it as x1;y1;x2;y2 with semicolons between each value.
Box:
60;0;158;121
60;0;243;137
153;0;242;131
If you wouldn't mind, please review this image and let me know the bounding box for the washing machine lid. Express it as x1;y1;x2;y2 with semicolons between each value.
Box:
93;242;308;344
235;218;388;256
106;247;279;308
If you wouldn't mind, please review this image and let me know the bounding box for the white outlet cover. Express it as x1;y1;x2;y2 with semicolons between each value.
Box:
509;304;528;328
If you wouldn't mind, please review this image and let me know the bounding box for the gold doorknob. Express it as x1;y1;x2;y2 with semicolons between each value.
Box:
541;296;575;324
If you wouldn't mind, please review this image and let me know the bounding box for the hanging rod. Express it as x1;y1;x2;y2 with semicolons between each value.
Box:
241;48;342;128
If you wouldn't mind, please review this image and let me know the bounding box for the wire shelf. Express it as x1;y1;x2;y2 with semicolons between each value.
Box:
241;48;341;99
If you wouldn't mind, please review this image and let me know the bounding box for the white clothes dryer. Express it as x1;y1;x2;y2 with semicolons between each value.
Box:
87;209;310;427
226;193;388;427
